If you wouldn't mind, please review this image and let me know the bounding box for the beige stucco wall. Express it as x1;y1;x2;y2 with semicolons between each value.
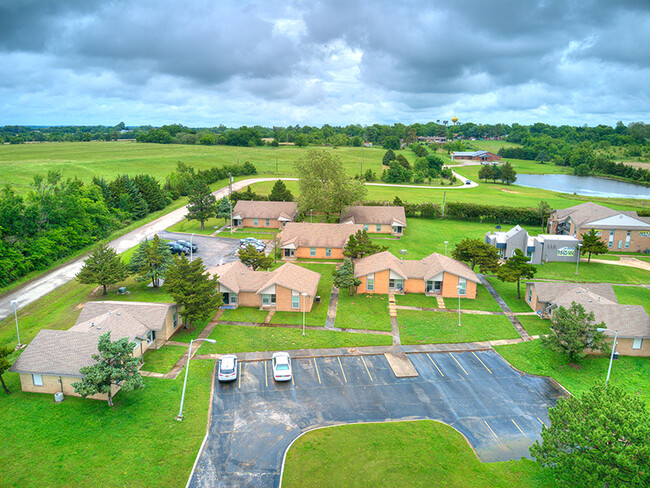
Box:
149;306;179;350
441;273;477;299
609;337;650;357
357;269;390;294
242;217;284;229
404;278;425;294
525;284;545;312
293;246;345;260
18;372;120;400
357;270;476;298
275;285;314;312
577;227;650;252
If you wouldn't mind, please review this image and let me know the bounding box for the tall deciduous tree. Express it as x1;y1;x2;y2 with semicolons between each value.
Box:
186;179;217;230
77;244;130;295
165;256;222;327
497;249;536;299
72;332;144;407
268;179;293;201
530;382;650;488
129;235;172;288
332;259;361;296
343;230;387;259
540;302;609;361
295;150;366;218
238;244;274;271
537;200;552;227
452;238;500;273
580;229;609;263
0;346;13;394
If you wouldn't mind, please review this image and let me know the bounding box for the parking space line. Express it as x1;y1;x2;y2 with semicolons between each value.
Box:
537;417;547;428
337;357;348;383
450;353;469;375
360;356;373;381
484;420;500;443
264;361;268;388
472;351;493;374
426;353;444;376
511;419;527;437
313;359;322;384
238;361;242;389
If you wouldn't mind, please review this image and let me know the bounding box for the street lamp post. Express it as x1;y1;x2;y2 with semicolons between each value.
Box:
574;243;582;275
456;285;462;327
597;327;618;386
176;338;217;420
444;241;449;256
10;299;21;347
310;209;313;223
190;233;195;262
229;199;233;234
302;292;308;336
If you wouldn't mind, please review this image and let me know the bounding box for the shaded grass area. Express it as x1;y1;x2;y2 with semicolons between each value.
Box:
398;310;519;344
395;293;438;308
613;285;650;313
495;341;650;406
336;293;392;331
283;420;556;488
535;261;650;283
142;345;187;374
0;360;214;487
517;316;552;336
219;307;270;323
443;285;502;312
484;277;531;313
271;264;335;327
197;323;391;354
167;216;228;235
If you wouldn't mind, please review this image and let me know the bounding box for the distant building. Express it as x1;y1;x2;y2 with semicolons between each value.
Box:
340;205;406;236
417;136;447;145
278;222;363;260
485;225;580;265
450;150;501;163
232;200;298;229
362;142;373;148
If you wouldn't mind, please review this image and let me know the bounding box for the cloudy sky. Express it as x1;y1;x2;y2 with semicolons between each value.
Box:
1;0;648;127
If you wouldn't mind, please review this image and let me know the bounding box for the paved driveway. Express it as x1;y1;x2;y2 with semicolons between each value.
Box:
188;350;564;488
159;231;240;269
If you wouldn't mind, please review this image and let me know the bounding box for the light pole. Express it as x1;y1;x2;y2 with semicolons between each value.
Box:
456;285;462;327
190;233;195;262
444;241;449;256
310;209;313;223
176;337;217;420
597;327;618;386
302;292;308;336
10;299;21;347
574;243;582;275
229;199;233;234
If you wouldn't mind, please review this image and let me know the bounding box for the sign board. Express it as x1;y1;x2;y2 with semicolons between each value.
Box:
640;231;650;237
557;247;575;257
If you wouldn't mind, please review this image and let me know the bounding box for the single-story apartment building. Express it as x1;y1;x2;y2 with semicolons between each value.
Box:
485;225;580;264
450;150;501;163
10;301;179;398
232;200;298;229
524;282;650;356
278;222;363;259
340;205;407;236
546;202;650;252
354;250;480;298
208;261;320;312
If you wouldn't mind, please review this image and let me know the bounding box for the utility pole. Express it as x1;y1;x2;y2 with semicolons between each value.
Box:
276;156;278;174
441;191;446;217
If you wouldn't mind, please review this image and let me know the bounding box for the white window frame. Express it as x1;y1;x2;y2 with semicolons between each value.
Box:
367;273;374;291
632;338;642;350
254;218;258;226
608;230;614;248
625;231;631;249
266;218;270;226
32;374;43;386
376;224;382;232
310;247;316;257
325;248;332;257
363;224;369;231
292;292;300;309
458;278;467;296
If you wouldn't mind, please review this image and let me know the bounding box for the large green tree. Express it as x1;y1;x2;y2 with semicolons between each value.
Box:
343;230;387;259
129;235;172;288
332;259;362;296
452;238;500;273
499;161;517;185
77;244;130;295
0;346;12;394
580;229;609;263
295;150;366;217
165;256;222;327
496;249;536;299
537;200;552;227
238;244;274;271
215;196;231;225
186;179;217;230
72;332;144;407
530;382;650;488
268;179;294;202
478;164;495;182
540;302;609;361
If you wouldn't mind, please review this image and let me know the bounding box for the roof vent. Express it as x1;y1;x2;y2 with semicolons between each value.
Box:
97;327;101;330
116;312;120;316
90;322;94;328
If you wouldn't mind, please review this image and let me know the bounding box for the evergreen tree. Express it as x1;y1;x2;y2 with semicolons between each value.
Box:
395;154;411;170
382;149;396;165
133;174;167;211
496;249;536;299
77;244;130;295
478;164;495;182
452;238;500;272
500;161;517;185
238;244;274;271
332;259;361;296
129;235;172;287
0;346;12;394
268;179;294;201
215;197;231;225
186;179;217;230
580;229;609;263
343;230;388;259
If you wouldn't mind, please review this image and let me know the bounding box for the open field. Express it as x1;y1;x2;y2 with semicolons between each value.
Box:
336;292;392;331
283;420;556;488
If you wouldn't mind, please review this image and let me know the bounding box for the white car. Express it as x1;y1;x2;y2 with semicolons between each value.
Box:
271;352;292;382
218;355;238;382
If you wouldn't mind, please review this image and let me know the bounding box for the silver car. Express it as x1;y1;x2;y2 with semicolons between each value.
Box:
271;352;292;382
218;355;238;382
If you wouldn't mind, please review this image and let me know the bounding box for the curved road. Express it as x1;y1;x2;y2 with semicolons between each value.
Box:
0;173;478;321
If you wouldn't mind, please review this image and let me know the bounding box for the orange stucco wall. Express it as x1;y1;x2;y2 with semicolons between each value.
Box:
275;285;314;312
293;246;345;260
241;217;284;229
357;270;476;298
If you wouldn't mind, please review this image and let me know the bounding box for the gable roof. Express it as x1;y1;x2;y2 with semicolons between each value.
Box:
208;262;321;296
529;282;618;304
354;251;480;283
451;150;493;157
279;222;363;249
552;202;639;228
232;200;297;221
75;301;174;337
340;206;407;226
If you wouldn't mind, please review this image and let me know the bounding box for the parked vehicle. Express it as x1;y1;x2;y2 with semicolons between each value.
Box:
465;180;471;185
271;352;292;382
218;355;238;382
239;237;266;252
168;242;189;255
176;239;198;253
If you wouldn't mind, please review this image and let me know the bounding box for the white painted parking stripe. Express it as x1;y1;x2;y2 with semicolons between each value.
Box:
484;420;501;443
313;358;322;384
360;356;373;381
338;357;348;383
426;353;444;376
450;353;469;375
238;361;242;389
511;419;527;437
472;351;493;374
264;361;268;388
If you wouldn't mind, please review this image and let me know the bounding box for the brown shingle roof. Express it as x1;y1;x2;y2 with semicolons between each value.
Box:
233;200;297;220
530;282;618;304
207;261;270;293
76;301;173;333
208;262;321;296
259;263;321;296
279;223;363;249
341;205;406;226
552;202;638;228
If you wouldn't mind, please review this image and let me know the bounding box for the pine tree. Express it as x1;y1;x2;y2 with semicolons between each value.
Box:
238;244;274;270
580;229;609;263
343;230;388;259
129;235;172;287
0;346;13;394
496;249;536;299
332;260;361;296
77;244;130;295
186;179;217;230
268;179;293;201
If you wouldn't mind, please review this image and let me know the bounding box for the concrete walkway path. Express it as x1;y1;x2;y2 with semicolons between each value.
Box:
587;256;650;271
325;286;339;328
478;274;533;341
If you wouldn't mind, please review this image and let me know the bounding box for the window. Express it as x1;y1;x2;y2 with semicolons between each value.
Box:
292;292;300;309
625;231;631;248
426;280;433;293
389;279;404;291
325;248;332;257
367;274;374;291
310;247;316;256
363;224;369;231
254;218;258;226
32;374;43;387
376;224;381;232
230;293;238;305
147;330;156;344
632;338;642;350
608;230;614;248
262;294;276;305
457;278;467;296
527;286;532;302
266;219;270;226
173;312;178;328
284;248;295;257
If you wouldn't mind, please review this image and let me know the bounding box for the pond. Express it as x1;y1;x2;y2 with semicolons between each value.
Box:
514;174;650;200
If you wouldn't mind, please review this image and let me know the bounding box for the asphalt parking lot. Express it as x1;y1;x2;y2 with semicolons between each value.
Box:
188;350;564;488
159;231;240;268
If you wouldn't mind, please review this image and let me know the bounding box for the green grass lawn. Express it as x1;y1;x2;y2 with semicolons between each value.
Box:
534;261;650;283
589;254;620;261
166;216;228;235
516;316;552;336
336;293;392;331
484;277;532;313
495;341;650;406
398;310;520;344
395;293;438;308
142;345;187;374
219;307;270;323
283;420;556;488
271;264;334;327
0;359;214;487
443;285;502;311
613;285;650;313
197;323;391;354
